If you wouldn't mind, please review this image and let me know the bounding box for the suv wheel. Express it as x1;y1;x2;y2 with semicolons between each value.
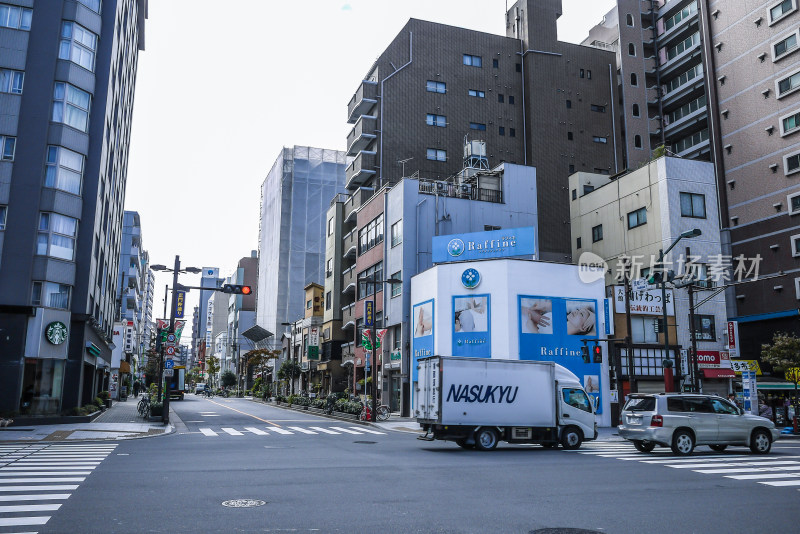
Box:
671;430;695;456
474;428;499;451
633;440;656;453
750;429;772;454
560;426;583;450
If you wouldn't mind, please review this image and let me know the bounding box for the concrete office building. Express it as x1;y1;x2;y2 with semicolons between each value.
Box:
0;0;147;415
255;146;347;351
206;290;228;385
193;267;222;372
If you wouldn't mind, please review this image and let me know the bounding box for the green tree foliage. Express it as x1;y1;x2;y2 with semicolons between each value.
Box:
220;370;237;388
205;356;220;387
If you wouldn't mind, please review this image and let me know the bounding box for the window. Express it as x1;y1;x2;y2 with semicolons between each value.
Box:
492;59;499;68
628;207;647;229
59;21;98;72
692;314;716;341
426;148;446;162
781;109;800;135
580;69;585;78
666;32;700;61
358;213;384;255
667;94;707;124
0;69;23;94
563;388;592;413
634;135;642;148
510;128;516;137
785;151;800;175
628;43;636;56
77;0;102;13
630;73;638;86
515;63;521;72
630;316;658;343
426;113;446;127
791;234;800;256
590;104;606;113
583;185;595;194
391;220;402;247
592;225;603;242
576;236;582;249
769;0;796;24
566;99;572;108
0;205;6;230
778;69;800;98
326;291;332;310
664;1;698;31
37;213;78;261
468;89;485;98
789;191;800;213
463;54;482;67
357;262;383;299
587;70;592;79
45;146;84;195
306;299;312;310
426;80;446;94
0;135;15;161
391;272;402;297
509;95;515;105
327;217;334;236
0;3;32;30
569;164;575;173
773;30;799;60
680;192;706;218
326;258;333;277
31;282;71;309
469;122;486;131
568;131;574;140
674;128;709;153
571;189;577;200
626;13;634;26
498;93;504;103
52;83;91;132
593;136;608;144
499;126;505;136
633;104;640;117
594;168;610;175
666;64;703;94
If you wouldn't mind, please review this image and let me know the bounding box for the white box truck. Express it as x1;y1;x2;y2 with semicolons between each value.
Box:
416;356;597;450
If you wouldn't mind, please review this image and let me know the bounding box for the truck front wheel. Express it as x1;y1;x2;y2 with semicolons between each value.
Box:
455;438;474;449
560;426;583;450
474;428;499;451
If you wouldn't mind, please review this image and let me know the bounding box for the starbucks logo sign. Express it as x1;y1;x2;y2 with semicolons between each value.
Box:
45;321;68;345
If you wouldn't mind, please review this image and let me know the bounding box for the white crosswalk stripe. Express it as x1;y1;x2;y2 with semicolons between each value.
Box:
244;427;268;436
199;428;218;436
309;427;340;434
192;425;387;437
287;427;317;435
348;427;386;435
575;441;800;492
328;427;362;434
265;427;293;435
0;443;117;532
222;428;244;436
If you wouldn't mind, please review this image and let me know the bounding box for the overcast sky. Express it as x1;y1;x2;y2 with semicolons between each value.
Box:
124;0;616;341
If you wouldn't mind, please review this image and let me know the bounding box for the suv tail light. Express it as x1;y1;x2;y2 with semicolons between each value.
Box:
650;414;663;427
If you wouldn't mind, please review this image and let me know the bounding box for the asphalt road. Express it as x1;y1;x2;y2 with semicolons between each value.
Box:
8;395;796;534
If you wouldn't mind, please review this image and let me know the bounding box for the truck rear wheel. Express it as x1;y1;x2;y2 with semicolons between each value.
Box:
560;426;583;450
474;428;499;451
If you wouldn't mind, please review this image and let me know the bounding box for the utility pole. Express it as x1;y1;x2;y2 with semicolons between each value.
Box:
623;259;637;395
163;255;180;425
687;282;700;392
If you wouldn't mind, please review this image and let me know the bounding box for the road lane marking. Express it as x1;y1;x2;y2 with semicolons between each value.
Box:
328;427;362;435
0;504;61;513
667;461;800;469
199;429;218;437
0;485;78;492
694;465;800;474
0;478;85;483
244;427;268;435
204;400;283;426
0;517;50;527
308;427;340;434
0;494;71;501
349;427;386;435
265;427;293;435
222;428;244;436
0;472;93;477
760;479;800;486
726;473;800;480
287;427;317;434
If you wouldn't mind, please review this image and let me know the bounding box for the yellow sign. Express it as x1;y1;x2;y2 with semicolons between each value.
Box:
730;359;762;375
785;368;800;382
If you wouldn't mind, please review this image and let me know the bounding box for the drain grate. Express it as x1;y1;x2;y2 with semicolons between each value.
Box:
222;499;266;508
353;440;377;444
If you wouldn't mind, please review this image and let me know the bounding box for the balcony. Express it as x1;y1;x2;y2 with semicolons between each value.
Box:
341;302;355;326
347;80;378;124
343;228;357;254
345;151;377;190
343;188;372;225
130;245;141;265
127;266;141;290
347;115;378;156
342;266;356;294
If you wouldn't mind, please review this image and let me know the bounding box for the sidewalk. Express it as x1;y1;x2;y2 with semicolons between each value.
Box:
0;396;176;442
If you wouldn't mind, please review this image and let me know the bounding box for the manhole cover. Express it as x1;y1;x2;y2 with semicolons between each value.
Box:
222;499;266;508
354;440;376;444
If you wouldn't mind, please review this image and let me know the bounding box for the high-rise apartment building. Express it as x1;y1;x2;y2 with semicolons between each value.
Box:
0;0;147;415
114;211;146;378
256;146;347;348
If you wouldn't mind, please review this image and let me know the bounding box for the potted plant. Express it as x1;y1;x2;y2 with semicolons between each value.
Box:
98;391;111;409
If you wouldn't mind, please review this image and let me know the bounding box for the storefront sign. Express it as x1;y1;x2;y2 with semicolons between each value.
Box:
364;301;374;327
461;268;481;289
45;321;68;345
390;351;401;361
613;286;675;316
696;350;720;369
432;227;537;263
727;321;740;357
730;359;762;375
742;370;758;415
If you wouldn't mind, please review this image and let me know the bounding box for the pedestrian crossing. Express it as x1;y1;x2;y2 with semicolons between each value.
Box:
195;425;386;437
570;441;800;491
0;443;117;533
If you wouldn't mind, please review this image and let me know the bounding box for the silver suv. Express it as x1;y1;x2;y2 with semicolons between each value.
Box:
618;393;780;456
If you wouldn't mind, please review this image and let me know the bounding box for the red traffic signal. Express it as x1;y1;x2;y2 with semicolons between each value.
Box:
221;284;252;295
592;345;602;363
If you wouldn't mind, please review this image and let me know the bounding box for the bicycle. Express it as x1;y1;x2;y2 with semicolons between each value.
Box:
359;402;390;421
137;394;151;418
204;389;215;398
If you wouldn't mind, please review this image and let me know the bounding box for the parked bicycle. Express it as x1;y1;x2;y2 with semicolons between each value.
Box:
137;394;151;418
359;401;390;421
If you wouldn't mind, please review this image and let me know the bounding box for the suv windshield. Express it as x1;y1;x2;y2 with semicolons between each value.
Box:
623;396;656;411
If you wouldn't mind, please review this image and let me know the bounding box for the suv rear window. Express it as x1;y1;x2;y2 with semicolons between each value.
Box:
623;396;656;411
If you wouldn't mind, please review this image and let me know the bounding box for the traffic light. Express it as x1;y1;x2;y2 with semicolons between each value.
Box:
647;270;675;285
592;345;602;363
580;345;590;364
221;284;252;295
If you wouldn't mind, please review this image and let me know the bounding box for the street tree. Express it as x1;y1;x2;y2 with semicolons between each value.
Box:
186;366;201;387
220;370;237;389
277;360;302;395
205;356;220;388
761;331;800;431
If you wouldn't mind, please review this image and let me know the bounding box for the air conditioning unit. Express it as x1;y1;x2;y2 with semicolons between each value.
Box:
459;184;472;196
435;181;446;192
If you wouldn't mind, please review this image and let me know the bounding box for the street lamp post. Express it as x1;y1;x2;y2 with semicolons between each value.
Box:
358;275;402;422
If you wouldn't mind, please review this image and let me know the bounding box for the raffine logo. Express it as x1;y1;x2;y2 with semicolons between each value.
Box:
447;238;465;257
461;268;481;289
578;252;607;284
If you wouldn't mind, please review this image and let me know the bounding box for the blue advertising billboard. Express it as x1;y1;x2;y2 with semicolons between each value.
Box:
411;299;434;382
518;295;603;413
452;294;491;357
432;227;537;264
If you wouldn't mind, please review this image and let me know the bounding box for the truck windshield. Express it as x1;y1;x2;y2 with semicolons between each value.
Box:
562;388;592;413
623;397;656;411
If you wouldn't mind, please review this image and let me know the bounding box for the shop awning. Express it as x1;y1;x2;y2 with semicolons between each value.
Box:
119;361;131;373
703;368;735;378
